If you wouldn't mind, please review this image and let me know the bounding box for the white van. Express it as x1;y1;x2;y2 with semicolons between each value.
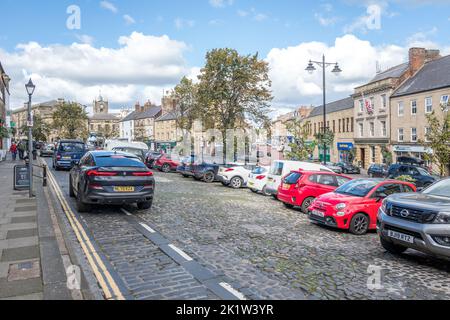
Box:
265;161;334;197
104;140;149;152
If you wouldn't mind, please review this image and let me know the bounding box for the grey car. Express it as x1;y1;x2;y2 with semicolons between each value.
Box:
377;178;450;259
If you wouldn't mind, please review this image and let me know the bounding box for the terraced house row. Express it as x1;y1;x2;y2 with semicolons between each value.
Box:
274;47;449;174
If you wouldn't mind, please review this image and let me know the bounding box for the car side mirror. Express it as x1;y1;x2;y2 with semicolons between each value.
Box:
72;160;80;167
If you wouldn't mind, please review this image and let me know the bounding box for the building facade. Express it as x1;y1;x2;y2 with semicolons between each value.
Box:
88;95;121;138
390;53;450;174
352;47;441;169
0;62;11;157
119;101;162;144
305;97;355;163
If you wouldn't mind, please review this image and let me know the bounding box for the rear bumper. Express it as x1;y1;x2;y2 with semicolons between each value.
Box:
85;190;154;205
217;175;230;185
55;160;73;168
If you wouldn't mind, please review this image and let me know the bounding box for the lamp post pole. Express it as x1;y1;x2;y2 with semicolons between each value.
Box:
25;79;36;198
306;56;342;165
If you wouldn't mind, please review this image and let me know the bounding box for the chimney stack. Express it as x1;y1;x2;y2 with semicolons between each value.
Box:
135;102;141;112
409;47;441;75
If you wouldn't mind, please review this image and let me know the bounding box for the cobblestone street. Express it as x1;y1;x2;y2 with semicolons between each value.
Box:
46;156;450;300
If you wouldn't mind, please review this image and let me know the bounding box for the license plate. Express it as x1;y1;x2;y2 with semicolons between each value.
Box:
63;156;71;160
114;186;135;193
311;210;325;218
268;177;273;181
388;230;414;244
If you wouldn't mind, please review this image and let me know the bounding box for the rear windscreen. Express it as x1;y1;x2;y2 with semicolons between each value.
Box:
270;162;284;175
95;155;145;168
59;142;85;152
284;172;302;184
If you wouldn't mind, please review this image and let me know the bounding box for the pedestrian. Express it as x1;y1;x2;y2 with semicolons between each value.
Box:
18;141;25;160
9;142;18;161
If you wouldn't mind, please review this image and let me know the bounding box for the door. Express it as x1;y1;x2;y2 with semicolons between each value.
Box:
307;174;338;198
360;148;366;169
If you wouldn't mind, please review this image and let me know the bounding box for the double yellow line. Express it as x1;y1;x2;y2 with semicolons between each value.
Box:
46;169;125;300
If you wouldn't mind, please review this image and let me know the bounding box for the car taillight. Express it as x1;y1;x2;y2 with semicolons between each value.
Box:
132;171;153;176
87;170;118;177
225;168;234;172
88;183;103;190
56;154;61;160
256;175;265;180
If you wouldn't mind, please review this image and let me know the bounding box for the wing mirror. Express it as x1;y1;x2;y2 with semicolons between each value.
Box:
71;160;80;167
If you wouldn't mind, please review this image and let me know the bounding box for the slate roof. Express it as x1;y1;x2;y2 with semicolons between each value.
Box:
89;113;120;121
12;100;60;113
392;54;450;97
156;112;177;122
134;106;162;120
121;111;137;122
308;97;354;118
367;62;409;84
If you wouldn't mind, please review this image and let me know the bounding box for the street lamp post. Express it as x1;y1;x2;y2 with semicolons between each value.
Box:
25;79;35;198
306;55;342;165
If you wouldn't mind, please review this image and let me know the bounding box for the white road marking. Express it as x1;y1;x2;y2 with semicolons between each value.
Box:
219;282;247;300
121;209;133;216
154;177;172;183
168;244;193;262
138;222;156;234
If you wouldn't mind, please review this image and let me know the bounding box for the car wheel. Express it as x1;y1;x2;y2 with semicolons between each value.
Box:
76;185;91;213
262;186;271;196
182;174;189;178
349;213;369;235
162;164;171;173
250;188;258;193
69;176;75;198
301;197;315;213
272;194;278;200
283;202;294;209
230;177;243;189
137;201;152;210
380;237;407;254
203;171;215;183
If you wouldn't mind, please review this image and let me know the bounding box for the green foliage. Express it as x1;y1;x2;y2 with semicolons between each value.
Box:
314;128;335;147
285;120;316;161
0;119;9;139
381;145;393;166
52;102;89;140
170;76;198;134
97;125;118;140
19;114;51;142
422;108;450;176
395;175;417;183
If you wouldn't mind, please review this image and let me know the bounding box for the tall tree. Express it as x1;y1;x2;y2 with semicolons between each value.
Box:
52;102;89;140
285;120;316;161
20;114;51;142
170;76;198;136
197;48;273;163
423;106;450;176
98;124;118;140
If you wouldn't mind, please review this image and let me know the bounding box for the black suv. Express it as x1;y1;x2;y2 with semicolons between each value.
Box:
335;162;361;174
387;164;436;188
185;162;221;183
368;164;388;178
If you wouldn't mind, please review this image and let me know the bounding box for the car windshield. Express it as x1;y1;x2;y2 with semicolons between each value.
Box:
95;155;144;167
252;167;267;174
284;172;302;184
59;142;85;152
416;167;431;176
335;180;379;197
423;179;450;198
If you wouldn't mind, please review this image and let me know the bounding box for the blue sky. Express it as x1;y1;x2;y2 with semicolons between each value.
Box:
1;0;450;114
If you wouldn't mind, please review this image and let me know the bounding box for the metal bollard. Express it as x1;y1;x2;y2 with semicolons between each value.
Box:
43;165;47;187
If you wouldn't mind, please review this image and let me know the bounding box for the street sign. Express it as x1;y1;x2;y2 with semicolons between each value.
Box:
14;165;30;191
27;121;34;127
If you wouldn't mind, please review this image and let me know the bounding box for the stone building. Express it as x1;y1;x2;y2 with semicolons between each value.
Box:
88;95;121;138
352;47;441;169
0;62;11;156
390;53;450;174
120;101;162;143
305;97;355;163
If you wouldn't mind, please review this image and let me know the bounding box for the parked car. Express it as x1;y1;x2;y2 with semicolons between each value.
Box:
40;144;55;157
277;171;352;212
308;179;416;235
247;166;271;195
185;162;221;183
53;140;88;170
335;162;360;174
69;151;154;212
217;163;256;189
265;161;334;198
153;154;181;173
387;164;437;188
145;151;163;169
368;164;388;178
324;162;343;174
112;147;146;163
377;178;450;259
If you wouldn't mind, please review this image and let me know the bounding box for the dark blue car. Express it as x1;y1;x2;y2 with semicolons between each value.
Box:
53;140;88;170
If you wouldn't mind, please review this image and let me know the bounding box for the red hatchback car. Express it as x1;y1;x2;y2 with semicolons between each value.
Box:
277;171;352;213
153;154;180;173
308;179;416;235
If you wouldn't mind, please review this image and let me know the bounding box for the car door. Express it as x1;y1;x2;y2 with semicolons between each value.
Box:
369;183;404;225
73;154;92;194
307;174;336;198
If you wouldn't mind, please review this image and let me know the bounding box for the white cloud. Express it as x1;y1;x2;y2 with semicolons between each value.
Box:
75;34;94;45
209;0;234;8
123;14;136;25
174;18;196;30
266;34;407;106
0;32;193;109
314;13;339;26
237;8;268;21
100;1;118;13
406;27;439;48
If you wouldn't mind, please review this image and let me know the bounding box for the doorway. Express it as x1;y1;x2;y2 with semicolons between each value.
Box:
360;148;366;169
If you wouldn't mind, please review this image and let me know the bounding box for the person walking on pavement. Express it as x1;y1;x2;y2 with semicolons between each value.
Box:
18;141;25;160
9;142;18;161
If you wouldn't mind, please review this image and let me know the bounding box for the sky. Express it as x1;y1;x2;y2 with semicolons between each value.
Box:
1;0;450;117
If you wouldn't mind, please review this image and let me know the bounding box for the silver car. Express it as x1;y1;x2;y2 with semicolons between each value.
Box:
377;178;450;259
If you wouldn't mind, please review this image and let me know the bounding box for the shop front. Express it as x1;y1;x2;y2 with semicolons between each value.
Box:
337;142;354;163
393;145;433;165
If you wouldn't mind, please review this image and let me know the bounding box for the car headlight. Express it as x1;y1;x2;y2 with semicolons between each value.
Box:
381;199;388;212
335;203;346;210
434;211;450;224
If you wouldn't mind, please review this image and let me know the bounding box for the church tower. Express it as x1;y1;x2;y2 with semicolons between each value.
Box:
93;93;109;114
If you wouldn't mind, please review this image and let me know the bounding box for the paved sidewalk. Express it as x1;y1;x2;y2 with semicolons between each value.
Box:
0;156;73;300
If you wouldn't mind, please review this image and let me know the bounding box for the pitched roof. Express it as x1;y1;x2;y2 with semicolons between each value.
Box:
308;97;354;118
134;106;162;120
12;100;61;113
156;112;177;122
89;113;120;121
367;62;409;84
120;111;137;122
392;54;450;97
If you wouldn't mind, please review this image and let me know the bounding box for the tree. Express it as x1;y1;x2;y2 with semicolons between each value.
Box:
98;124;118;140
285;120;316;161
422;106;450;176
0;118;9;139
19;114;51;142
170;76;198;136
315;128;335;161
197;48;273;163
52;102;89;140
134;126;146;142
